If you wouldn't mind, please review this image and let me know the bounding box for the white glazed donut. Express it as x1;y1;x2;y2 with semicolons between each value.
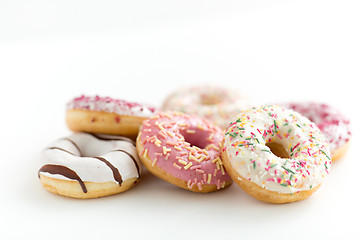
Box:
161;85;250;129
222;105;331;203
38;133;141;198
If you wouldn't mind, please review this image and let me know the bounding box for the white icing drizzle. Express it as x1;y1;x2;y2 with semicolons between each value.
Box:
223;105;331;194
39;133;141;183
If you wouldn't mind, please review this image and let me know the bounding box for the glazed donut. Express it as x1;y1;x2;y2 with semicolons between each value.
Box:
222;105;331;203
283;102;351;161
38;133;141;198
136;112;232;193
161;85;250;129
66;95;157;139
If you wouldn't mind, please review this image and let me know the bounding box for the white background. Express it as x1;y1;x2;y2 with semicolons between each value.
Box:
1;0;359;239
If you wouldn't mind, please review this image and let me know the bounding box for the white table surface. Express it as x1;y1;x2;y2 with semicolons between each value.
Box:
1;1;359;239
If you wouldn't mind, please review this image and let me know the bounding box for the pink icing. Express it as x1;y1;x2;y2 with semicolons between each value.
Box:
283;102;351;151
139;112;231;190
67;95;157;118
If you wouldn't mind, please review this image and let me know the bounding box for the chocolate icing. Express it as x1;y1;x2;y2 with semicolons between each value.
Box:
46;147;76;156
112;149;140;178
89;133;135;144
62;138;82;155
93;157;123;185
38;164;87;193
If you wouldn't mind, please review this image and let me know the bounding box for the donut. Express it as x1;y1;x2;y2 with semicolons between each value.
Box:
136;112;232;193
282;102;351;161
38;133;141;198
161;85;250;129
66;95;157;139
221;105;331;203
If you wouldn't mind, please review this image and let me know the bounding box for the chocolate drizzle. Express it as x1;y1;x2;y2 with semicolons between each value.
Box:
93;157;123;185
112;149;140;178
62;138;82;155
47;147;76;156
89;133;135;144
46;138;82;156
38;164;87;193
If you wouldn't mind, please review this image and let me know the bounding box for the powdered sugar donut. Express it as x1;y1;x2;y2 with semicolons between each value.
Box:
66;95;158;139
283;102;351;161
38;133;141;198
222;105;331;203
136;112;232;193
161;86;250;129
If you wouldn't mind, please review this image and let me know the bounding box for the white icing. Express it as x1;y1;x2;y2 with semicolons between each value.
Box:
223;105;331;194
162;86;251;129
39;133;141;183
67;95;157;118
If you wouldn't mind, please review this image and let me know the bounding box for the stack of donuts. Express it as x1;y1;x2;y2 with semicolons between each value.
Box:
38;86;351;203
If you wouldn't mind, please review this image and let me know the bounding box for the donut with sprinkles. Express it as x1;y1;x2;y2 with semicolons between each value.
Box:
161;85;250;129
137;112;232;193
66;95;157;139
222;105;331;203
283;102;351;161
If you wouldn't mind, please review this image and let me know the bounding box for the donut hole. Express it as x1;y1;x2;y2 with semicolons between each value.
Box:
180;128;210;149
200;94;222;105
266;142;290;159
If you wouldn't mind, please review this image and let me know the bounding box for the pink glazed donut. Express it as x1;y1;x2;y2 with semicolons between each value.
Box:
283;102;351;161
136;112;232;193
